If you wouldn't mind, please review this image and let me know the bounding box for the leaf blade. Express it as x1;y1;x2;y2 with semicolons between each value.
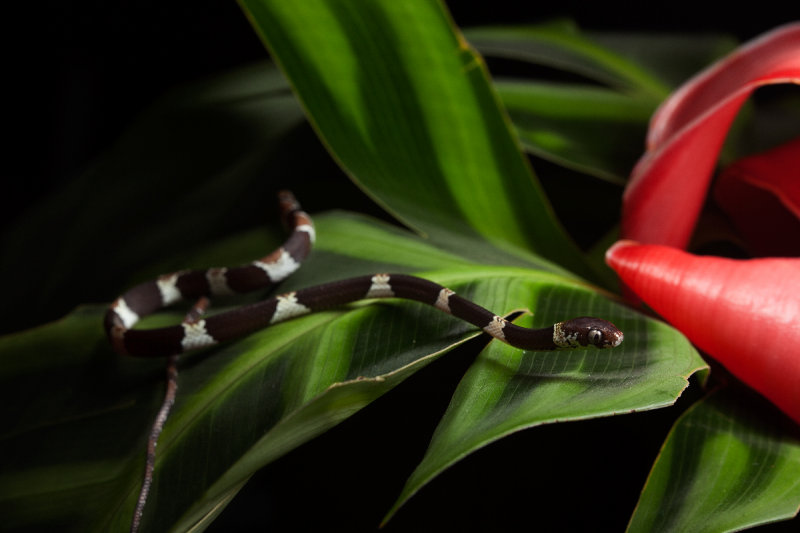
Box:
0;212;606;532
496;80;654;183
628;388;800;532
239;0;592;277
385;278;707;522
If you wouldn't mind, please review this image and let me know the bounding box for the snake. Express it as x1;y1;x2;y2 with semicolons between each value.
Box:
104;191;624;357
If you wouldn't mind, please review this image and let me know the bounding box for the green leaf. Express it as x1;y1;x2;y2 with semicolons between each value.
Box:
239;0;593;278
464;21;671;99
464;25;737;183
385;299;706;522
0;209;698;531
587;31;738;90
0;214;467;531
628;388;800;533
0;212;464;531
495;80;654;183
0;306;160;531
451;26;738;273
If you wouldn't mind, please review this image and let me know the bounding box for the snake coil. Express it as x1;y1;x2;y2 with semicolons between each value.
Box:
105;192;623;357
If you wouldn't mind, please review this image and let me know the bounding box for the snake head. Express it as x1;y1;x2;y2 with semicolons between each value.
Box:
553;317;624;349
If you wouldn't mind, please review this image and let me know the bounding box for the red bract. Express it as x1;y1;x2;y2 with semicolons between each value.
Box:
606;242;800;424
622;23;800;248
714;137;800;257
608;24;800;424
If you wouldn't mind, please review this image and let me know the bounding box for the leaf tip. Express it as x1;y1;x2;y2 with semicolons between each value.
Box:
604;239;640;267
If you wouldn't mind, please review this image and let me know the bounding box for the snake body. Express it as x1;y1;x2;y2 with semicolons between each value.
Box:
105;192;623;357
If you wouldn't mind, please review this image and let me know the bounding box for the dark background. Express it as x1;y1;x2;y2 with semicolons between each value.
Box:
6;2;797;229
5;3;798;531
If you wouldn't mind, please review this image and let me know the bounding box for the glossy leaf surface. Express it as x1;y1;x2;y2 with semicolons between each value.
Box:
387;305;704;522
495;80;654;183
628;388;800;533
240;0;592;277
0;212;699;531
462;25;736;184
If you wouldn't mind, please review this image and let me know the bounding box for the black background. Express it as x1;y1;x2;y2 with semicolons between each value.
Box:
7;2;797;228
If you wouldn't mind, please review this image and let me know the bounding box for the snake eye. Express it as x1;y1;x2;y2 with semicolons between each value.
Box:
587;328;604;345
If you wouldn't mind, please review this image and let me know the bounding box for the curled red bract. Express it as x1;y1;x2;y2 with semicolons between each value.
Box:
622;23;800;248
608;24;800;424
606;242;800;424
714;137;800;257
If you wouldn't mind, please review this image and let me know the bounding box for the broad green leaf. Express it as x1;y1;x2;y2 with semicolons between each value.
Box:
240;0;593;278
386;295;706;522
628;388;800;533
0;210;695;531
0;212;466;531
0;213;473;532
495;80;654;183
